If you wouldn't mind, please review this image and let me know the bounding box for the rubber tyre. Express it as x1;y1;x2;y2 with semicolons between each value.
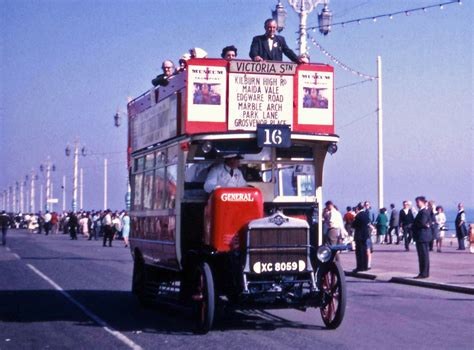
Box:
318;261;346;329
192;262;215;334
132;253;153;307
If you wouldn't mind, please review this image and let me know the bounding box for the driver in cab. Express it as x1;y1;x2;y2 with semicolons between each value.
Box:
204;154;247;193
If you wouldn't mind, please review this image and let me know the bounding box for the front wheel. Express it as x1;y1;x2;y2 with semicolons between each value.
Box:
132;253;153;307
192;262;215;334
318;261;346;329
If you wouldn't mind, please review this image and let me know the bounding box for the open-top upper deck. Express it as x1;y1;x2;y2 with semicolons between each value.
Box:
127;59;335;155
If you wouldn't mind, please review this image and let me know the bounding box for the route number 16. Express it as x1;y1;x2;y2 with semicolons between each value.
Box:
257;124;291;148
263;129;282;145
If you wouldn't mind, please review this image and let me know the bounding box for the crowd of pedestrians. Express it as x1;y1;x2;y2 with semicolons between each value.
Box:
3;209;130;248
323;199;470;277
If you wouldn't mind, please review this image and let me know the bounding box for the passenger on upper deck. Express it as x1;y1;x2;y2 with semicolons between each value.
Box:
151;60;175;87
204;154;247;193
190;47;208;59
249;19;308;64
221;45;238;61
176;53;191;73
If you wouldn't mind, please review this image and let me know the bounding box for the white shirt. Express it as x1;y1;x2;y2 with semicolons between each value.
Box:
328;208;344;229
103;213;112;226
268;37;274;51
204;163;247;193
44;212;52;223
436;212;446;226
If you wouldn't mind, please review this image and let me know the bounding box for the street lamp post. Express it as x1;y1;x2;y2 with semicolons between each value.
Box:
284;0;332;56
66;140;86;212
19;180;24;213
377;56;384;210
30;170;38;213
40;157;56;212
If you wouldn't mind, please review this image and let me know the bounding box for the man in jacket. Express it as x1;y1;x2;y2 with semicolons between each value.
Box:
352;203;371;272
413;196;431;279
0;211;11;246
455;202;468;250
249;19;307;63
387;203;399;244
399;200;415;251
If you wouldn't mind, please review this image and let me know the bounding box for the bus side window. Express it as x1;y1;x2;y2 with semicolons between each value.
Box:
166;164;177;209
132;173;143;210
154;167;166;210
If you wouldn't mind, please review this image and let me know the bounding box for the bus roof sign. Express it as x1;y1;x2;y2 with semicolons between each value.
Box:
229;60;297;75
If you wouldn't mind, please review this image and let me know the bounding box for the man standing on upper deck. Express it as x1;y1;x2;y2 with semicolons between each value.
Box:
249;19;308;64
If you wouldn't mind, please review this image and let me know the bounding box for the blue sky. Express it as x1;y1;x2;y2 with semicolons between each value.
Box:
1;0;472;213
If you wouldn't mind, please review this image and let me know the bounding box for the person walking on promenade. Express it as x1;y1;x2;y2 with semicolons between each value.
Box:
68;212;78;240
43;211;52;236
352;203;371;272
122;211;130;248
435;206;447;252
364;201;375;268
387;203;399;244
37;212;44;234
428;201;438;252
51;212;59;234
324;201;344;246
413;196;431;279
102;210;113;247
0;211;11;246
455;203;468;250
399;201;415;251
375;208;389;244
89;211;101;241
112;213;122;240
79;213;90;239
28;214;38;233
343;206;355;237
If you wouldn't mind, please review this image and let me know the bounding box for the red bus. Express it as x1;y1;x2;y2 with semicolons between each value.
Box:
127;58;345;333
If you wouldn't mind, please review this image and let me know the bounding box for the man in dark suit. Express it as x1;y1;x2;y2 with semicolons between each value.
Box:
249;19;306;63
387;203;399;244
352;203;371;272
0;211;11;246
399;200;415;251
413;196;432;279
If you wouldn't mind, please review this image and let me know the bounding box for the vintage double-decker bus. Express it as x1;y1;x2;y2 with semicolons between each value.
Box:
127;58;345;333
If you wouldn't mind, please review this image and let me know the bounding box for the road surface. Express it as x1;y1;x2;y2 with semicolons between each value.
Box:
1;230;472;350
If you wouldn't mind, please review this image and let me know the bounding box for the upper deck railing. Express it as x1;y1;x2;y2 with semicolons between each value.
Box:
127;59;334;154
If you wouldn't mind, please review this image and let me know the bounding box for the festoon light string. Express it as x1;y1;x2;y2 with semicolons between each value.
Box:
309;35;377;80
300;0;463;81
307;0;462;32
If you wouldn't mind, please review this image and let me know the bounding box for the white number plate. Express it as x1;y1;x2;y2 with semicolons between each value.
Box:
252;260;306;274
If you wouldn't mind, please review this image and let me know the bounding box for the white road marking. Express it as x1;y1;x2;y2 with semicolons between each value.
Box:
12;253;20;260
6;247;11;251
26;264;143;350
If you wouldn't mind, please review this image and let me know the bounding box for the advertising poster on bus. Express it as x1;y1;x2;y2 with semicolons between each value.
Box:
186;65;227;123
130;94;177;152
297;70;333;126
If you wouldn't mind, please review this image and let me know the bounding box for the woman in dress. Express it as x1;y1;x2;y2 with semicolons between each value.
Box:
375;208;389;244
435;206;447;252
121;211;130;248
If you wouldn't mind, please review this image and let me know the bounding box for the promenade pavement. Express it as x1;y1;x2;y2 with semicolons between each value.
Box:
340;237;474;294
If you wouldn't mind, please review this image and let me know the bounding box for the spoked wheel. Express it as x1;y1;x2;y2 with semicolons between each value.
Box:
132;253;153;307
192;262;215;334
318;261;346;329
